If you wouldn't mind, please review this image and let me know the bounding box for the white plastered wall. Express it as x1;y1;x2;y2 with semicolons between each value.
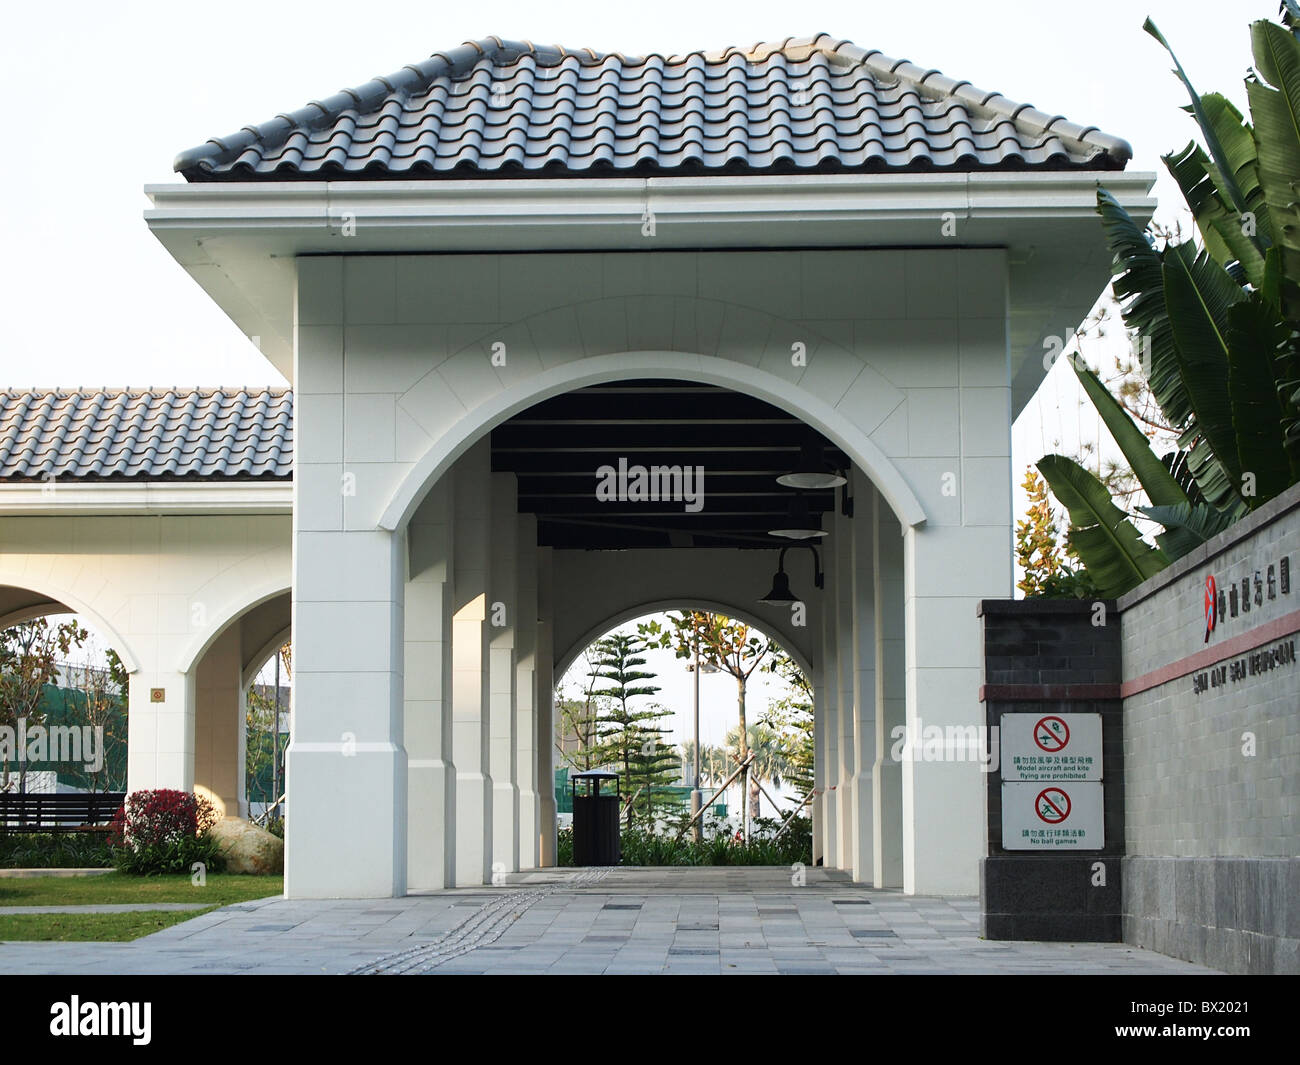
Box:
0;512;290;799
290;246;1011;897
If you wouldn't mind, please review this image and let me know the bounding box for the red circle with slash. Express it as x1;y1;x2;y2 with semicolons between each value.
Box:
1034;787;1071;824
1033;715;1070;752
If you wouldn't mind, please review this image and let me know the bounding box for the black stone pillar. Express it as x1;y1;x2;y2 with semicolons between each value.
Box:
977;599;1124;941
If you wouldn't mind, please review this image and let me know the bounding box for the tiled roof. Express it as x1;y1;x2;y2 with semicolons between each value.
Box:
175;34;1131;181
0;389;292;481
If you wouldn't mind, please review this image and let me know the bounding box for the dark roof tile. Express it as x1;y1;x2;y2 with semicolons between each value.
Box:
175;34;1130;180
0;389;293;482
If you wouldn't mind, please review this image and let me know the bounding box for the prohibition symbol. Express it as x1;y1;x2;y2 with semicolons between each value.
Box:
1033;715;1069;752
1035;787;1071;824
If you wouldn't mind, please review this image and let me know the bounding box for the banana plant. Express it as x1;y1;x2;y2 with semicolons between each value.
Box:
1038;14;1300;598
1036;455;1169;597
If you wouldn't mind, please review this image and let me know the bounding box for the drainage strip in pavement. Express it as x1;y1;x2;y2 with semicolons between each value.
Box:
351;868;611;975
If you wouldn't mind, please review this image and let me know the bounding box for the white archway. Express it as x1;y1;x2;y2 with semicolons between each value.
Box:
0;574;142;673
177;577;291;677
380;351;926;533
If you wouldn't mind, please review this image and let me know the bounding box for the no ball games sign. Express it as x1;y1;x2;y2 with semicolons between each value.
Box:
1002;781;1104;850
1000;713;1104;850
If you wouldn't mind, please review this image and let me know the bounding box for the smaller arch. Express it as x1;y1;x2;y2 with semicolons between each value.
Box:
242;624;293;690
177;578;291;676
0;577;141;673
553;597;813;684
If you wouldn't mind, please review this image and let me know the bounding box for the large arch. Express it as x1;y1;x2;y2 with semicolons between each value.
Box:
0;575;142;673
554;597;814;683
379;351;926;534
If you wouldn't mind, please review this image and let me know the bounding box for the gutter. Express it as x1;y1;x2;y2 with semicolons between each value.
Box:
0;480;292;516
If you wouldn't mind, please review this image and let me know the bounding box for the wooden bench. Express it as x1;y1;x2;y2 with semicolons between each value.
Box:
0;792;124;833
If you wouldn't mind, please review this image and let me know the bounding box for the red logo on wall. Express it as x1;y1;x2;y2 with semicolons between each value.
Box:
1204;575;1217;643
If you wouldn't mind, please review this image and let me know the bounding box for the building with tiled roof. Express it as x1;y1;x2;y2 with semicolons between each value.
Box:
7;33;1159;913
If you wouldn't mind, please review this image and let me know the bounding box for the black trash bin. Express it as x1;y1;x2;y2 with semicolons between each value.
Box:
571;769;621;866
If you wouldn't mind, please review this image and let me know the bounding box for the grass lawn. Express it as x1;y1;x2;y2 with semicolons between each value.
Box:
0;909;217;942
0;873;282;907
0;874;282;941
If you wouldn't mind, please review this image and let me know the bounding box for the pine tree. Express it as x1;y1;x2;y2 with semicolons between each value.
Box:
587;631;674;826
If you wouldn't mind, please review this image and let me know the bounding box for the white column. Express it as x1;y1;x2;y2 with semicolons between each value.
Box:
811;651;825;868
820;541;840;868
287;267;407;899
835;506;856;870
287;528;406;898
405;475;456;891
127;668;194;794
873;500;906;888
515;514;540;869
452;441;494;886
901;524;998;895
850;478;877;884
536;545;557;866
489;474;520;875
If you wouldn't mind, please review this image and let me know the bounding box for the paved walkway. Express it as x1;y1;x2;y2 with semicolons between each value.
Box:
0;868;1218;975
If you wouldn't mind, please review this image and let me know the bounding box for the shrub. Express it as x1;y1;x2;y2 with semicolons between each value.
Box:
0;831;114;869
556;825;574;867
108;789;226;876
557;815;813;868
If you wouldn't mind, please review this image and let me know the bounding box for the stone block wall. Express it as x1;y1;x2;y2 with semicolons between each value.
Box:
1118;482;1300;975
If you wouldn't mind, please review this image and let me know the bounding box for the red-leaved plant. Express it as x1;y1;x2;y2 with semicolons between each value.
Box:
109;789;218;851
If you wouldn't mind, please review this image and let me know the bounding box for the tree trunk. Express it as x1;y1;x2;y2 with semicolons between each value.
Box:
737;676;748;841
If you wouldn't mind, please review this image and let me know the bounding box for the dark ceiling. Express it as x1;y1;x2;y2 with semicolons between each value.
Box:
491;380;847;550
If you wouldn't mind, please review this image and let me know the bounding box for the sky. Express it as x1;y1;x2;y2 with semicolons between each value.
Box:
0;0;1265;392
2;1;1272;731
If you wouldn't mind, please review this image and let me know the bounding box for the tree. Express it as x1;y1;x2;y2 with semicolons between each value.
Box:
246;642;290;820
586;631;670;826
554;644;614;771
724;724;790;821
0;619;87;793
1016;467;1096;598
643;612;772;838
59;647;128;793
760;647;814;802
1038;12;1300;596
679;740;728;788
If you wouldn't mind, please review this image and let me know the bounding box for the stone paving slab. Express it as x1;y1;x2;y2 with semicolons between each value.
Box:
0;867;1221;975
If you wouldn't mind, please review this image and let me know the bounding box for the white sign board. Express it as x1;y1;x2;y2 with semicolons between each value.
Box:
1000;713;1102;781
1001;781;1104;850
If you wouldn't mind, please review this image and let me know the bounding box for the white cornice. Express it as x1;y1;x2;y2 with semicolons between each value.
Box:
0;481;292;515
145;171;1157;235
143;170;1157;383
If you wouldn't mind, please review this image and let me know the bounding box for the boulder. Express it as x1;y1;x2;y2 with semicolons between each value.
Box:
210;817;284;875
